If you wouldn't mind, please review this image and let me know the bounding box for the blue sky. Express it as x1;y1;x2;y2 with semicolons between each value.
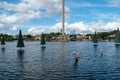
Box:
0;0;120;35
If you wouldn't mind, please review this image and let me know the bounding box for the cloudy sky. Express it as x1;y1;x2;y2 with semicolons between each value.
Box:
0;0;120;35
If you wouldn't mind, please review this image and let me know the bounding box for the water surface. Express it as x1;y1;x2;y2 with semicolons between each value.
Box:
0;41;120;80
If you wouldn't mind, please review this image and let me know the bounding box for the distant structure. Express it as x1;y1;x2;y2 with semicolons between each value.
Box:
50;0;70;42
60;0;70;41
62;0;65;36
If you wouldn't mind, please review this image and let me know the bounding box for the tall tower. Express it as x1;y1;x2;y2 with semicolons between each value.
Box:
62;0;65;36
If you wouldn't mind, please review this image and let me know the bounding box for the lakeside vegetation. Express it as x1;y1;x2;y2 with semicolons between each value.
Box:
0;29;117;42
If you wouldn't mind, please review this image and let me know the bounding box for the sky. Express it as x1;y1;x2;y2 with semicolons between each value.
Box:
0;0;120;35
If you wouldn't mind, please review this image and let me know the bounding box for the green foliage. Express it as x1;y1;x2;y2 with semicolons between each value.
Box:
45;32;62;41
23;34;33;40
0;34;14;41
93;32;98;43
1;34;5;45
97;30;117;40
115;28;120;43
86;34;92;36
40;33;46;45
0;29;118;42
25;34;33;39
70;34;76;41
17;30;25;47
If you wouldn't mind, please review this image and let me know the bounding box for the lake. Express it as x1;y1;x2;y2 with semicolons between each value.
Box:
0;41;120;80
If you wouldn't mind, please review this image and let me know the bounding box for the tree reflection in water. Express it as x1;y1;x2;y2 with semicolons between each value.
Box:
17;49;25;78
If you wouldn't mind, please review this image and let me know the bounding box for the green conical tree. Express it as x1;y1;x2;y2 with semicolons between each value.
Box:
17;30;25;49
1;34;5;48
93;31;98;46
115;28;120;46
40;33;46;45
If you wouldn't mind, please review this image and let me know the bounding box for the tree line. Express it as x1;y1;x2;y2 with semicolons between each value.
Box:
0;30;117;41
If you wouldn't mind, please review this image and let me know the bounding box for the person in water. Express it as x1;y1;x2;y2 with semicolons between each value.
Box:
73;51;80;65
75;56;80;65
100;48;103;56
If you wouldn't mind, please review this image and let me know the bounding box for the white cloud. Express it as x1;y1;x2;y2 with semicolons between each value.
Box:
48;21;120;34
67;0;120;8
21;0;70;16
0;2;31;13
21;0;47;9
0;10;41;28
10;26;18;30
68;22;88;32
16;3;31;12
25;21;120;35
0;0;70;31
1;0;119;35
0;23;4;28
49;22;62;32
94;13;120;21
109;0;120;7
104;22;120;30
28;27;45;35
49;22;92;34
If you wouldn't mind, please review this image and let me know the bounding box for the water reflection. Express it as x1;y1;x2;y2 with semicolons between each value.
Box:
1;48;5;53
40;46;46;79
93;45;98;57
41;47;46;53
1;42;120;79
115;46;120;53
60;42;67;70
74;59;78;66
93;46;97;52
0;48;6;71
17;49;24;54
17;50;25;78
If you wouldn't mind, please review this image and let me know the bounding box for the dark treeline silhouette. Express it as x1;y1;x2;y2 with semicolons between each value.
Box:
0;29;118;41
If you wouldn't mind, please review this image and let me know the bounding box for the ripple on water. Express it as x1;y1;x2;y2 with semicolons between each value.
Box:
0;41;120;79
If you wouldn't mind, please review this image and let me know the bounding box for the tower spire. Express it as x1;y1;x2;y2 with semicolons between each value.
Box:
62;0;65;36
